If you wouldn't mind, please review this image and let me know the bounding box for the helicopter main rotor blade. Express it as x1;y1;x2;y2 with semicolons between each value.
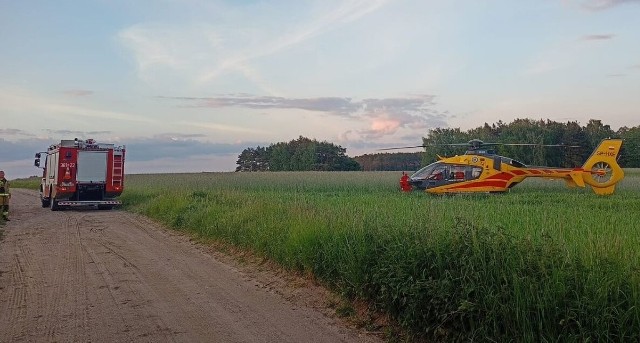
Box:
379;139;581;151
501;143;581;147
379;142;480;151
378;145;427;151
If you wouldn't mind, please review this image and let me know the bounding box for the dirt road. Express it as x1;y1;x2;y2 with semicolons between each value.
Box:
0;189;380;342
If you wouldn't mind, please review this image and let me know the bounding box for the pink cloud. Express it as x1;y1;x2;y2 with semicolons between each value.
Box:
371;117;401;133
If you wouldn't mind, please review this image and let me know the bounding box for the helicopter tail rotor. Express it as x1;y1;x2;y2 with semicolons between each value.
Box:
580;139;624;195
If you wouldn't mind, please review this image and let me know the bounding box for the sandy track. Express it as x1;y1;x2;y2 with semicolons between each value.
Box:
0;189;380;342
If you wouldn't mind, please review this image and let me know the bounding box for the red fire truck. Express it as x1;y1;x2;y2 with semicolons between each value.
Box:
34;139;125;210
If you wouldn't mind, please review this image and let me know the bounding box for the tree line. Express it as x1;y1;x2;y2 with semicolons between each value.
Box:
236;136;360;171
353;152;422;171
236;119;640;172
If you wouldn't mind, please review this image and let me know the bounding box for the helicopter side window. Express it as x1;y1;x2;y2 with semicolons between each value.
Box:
449;166;466;182
469;167;482;180
509;159;526;168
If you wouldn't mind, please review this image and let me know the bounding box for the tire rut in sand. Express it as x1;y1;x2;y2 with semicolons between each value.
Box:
5;252;28;341
79;212;177;341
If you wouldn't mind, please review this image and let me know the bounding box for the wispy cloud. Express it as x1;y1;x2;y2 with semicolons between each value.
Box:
580;0;640;10
581;34;615;40
161;94;437;116
196;0;391;84
160;95;359;115
1;87;155;124
153;133;208;140
44;129;112;136
118;0;391;91
63;89;94;97
0;129;35;137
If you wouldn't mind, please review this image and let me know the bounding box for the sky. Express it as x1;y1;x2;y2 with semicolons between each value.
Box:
1;0;639;178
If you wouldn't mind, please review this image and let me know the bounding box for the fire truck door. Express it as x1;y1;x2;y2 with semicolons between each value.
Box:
77;151;108;183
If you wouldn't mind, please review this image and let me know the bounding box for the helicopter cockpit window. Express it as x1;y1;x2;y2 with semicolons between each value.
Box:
411;162;441;180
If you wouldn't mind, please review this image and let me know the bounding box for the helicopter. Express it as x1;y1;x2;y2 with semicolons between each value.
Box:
383;138;624;195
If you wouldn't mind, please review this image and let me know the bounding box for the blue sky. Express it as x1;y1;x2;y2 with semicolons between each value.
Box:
1;0;639;177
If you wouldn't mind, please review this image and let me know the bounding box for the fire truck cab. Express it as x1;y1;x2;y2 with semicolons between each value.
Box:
34;138;125;211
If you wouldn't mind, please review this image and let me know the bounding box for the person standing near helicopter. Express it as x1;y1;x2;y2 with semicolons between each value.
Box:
0;170;10;221
399;171;413;192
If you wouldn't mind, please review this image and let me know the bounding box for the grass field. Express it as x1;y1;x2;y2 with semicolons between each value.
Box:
115;169;640;341
12;170;640;341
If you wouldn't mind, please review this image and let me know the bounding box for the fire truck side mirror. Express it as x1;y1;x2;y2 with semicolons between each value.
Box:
34;158;40;167
35;153;41;158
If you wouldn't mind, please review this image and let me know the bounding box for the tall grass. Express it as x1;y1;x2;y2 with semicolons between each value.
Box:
120;171;640;341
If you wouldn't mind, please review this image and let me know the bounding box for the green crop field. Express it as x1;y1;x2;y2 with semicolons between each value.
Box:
16;170;640;341
118;169;640;341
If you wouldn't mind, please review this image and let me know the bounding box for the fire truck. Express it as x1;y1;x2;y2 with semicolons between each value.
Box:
34;139;125;210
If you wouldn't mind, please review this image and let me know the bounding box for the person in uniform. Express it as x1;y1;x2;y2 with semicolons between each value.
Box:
399;171;413;192
0;170;10;221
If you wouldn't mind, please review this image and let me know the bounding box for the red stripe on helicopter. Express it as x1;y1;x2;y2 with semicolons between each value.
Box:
528;169;542;174
511;170;527;176
492;172;516;181
449;180;508;189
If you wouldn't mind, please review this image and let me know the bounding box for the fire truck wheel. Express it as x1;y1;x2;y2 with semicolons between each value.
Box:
50;199;61;211
41;197;50;208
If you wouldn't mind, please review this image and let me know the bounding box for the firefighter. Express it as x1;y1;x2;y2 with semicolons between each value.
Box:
400;171;412;192
0;170;9;221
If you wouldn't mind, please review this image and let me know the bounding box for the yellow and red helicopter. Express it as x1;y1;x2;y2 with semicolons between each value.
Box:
386;138;624;195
